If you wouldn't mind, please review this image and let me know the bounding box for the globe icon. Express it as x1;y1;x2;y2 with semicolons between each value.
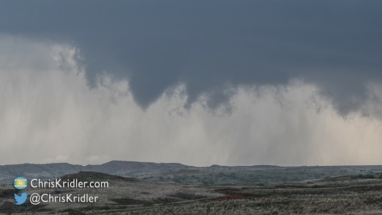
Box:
14;177;28;190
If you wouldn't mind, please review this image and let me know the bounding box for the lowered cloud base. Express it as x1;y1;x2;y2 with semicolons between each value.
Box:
1;36;382;166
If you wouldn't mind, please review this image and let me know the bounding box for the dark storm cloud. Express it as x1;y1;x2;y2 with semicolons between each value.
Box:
1;0;382;114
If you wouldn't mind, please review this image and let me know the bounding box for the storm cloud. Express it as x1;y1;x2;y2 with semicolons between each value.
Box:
1;1;382;166
1;0;382;116
0;37;382;166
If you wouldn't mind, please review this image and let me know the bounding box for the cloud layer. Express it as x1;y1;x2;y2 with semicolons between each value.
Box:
1;1;382;116
1;36;382;166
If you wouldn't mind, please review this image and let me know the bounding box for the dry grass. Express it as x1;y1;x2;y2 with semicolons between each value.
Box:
2;172;382;214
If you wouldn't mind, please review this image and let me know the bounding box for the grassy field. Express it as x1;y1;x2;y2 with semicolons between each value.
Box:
2;171;382;214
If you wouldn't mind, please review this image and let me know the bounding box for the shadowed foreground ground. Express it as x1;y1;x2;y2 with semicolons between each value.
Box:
2;172;382;214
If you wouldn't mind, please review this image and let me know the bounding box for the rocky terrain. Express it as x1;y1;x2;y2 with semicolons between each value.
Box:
2;162;382;214
2;172;382;214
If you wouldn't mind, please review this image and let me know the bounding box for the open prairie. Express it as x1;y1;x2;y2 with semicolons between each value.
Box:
2;166;382;214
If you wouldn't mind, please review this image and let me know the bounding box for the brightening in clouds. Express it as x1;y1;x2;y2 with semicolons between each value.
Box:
1;1;382;166
0;36;382;166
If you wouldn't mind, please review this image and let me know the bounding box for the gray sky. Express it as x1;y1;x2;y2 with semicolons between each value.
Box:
0;1;382;166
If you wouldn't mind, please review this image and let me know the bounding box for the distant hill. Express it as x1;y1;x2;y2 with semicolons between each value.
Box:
0;161;188;183
83;161;188;175
0;163;83;182
2;161;382;185
60;171;139;183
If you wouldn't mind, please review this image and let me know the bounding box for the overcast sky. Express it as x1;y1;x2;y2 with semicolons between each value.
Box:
1;1;382;166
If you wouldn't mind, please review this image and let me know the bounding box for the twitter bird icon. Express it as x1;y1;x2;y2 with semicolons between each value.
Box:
14;193;27;205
